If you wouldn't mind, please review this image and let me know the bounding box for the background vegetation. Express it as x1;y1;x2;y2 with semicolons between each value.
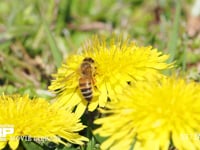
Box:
0;0;200;149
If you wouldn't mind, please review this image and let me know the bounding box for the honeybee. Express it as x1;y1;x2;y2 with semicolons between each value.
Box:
79;57;96;101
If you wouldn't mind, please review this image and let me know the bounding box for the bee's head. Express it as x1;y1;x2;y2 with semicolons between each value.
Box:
83;57;94;63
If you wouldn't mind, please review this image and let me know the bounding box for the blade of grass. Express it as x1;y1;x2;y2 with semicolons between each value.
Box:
181;36;187;71
43;20;62;67
167;0;181;63
56;0;72;34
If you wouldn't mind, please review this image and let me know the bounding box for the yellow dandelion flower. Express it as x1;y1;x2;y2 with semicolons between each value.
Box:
0;94;88;150
49;36;173;115
94;77;200;150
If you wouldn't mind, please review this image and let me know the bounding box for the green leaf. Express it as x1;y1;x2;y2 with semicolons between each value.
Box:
86;137;96;150
21;141;43;150
94;134;107;145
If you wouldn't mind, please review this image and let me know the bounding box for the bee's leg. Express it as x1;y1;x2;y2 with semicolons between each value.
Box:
93;84;100;94
90;76;98;92
90;74;96;86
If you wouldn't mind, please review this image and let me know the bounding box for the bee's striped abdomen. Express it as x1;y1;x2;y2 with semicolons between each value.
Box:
79;77;93;101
